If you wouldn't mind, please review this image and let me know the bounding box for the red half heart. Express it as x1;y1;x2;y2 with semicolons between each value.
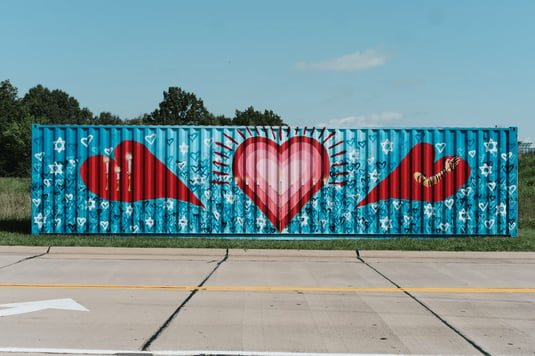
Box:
357;143;470;207
232;136;330;232
80;140;203;207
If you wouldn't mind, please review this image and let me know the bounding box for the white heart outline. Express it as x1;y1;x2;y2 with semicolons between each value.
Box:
145;133;157;145
435;142;446;153
81;135;94;147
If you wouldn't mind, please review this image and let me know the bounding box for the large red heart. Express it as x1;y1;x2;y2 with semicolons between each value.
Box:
80;140;203;207
357;143;470;207
232;136;330;232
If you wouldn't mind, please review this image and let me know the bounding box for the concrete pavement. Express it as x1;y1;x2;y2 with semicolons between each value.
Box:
0;247;534;355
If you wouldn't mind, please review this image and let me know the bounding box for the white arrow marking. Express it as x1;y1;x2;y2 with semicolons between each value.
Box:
0;298;88;317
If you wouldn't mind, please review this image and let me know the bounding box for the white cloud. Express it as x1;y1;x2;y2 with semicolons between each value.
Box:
318;112;404;128
295;49;389;72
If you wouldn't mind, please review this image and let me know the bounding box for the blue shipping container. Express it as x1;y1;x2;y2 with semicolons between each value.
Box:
31;125;518;237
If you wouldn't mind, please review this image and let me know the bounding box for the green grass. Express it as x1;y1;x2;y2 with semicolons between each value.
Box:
519;154;535;229
1;231;534;250
2;155;535;251
0;177;31;220
0;177;31;235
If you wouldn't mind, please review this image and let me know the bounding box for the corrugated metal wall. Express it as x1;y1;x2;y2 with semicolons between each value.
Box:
31;125;518;237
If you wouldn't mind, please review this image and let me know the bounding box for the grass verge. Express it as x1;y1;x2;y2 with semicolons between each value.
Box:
0;230;534;250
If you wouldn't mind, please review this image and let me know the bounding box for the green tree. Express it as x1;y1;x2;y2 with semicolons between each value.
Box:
125;115;145;125
211;114;233;126
93;111;123;125
232;106;285;126
1;82;98;176
0;80;26;176
21;84;93;124
0;79;22;125
144;87;211;125
1;113;34;176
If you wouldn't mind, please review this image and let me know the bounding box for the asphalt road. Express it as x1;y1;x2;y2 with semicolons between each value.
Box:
0;246;534;356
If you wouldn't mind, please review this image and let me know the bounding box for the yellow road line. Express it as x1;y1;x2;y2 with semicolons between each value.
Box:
1;284;534;293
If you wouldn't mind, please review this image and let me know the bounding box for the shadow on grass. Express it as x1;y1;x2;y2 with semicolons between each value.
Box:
0;219;31;234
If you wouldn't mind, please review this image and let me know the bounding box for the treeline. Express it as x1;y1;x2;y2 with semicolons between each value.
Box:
0;80;286;177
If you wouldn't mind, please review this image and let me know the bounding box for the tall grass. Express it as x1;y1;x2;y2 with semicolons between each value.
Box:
0;177;31;220
519;154;535;228
0;177;31;234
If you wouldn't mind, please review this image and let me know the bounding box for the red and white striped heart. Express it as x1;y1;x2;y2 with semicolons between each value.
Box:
232;136;330;231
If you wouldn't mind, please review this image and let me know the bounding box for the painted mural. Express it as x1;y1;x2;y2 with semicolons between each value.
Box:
32;125;518;237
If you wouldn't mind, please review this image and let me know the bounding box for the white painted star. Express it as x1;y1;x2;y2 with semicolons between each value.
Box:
381;139;393;154
458;209;471;223
369;169;380;182
48;161;63;175
348;149;359;163
85;197;96;211
34;213;46;229
164;199;174;210
424;203;435;218
192;175;205;185
484;138;498;154
256;215;266;230
53;137;66;153
125;205;134;216
298;214;309;226
224;191;235;204
479;163;492;177
178;216;188;229
496;203;507;217
179;142;189;154
380;216;392;230
145;216;155;228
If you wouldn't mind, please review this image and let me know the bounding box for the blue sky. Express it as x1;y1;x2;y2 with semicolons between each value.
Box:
2;0;534;141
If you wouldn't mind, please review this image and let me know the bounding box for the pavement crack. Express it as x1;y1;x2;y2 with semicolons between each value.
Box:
140;248;229;351
0;246;50;270
356;252;491;356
